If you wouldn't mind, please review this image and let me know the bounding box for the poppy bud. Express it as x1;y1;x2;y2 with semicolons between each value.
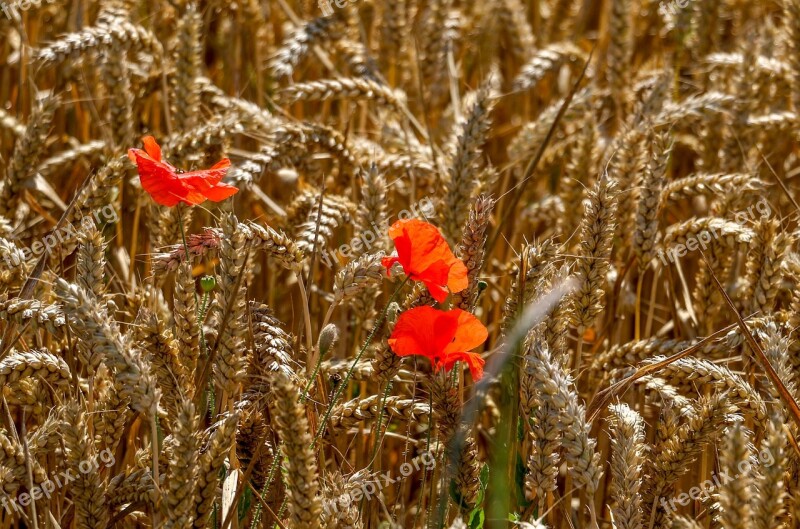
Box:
318;323;340;357
200;275;216;292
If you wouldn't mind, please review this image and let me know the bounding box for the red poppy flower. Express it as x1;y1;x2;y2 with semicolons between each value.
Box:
381;219;468;302
128;136;238;207
387;306;488;380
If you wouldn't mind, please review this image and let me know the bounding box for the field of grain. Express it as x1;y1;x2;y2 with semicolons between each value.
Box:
1;1;799;528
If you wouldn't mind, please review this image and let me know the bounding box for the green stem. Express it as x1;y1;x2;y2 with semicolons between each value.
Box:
358;379;394;515
368;381;393;467
301;352;326;403
413;378;435;529
198;290;210;354
176;205;196;310
312;277;409;447
207;385;216;418
176;206;216;418
277;497;288;520
176;206;209;359
252;443;284;527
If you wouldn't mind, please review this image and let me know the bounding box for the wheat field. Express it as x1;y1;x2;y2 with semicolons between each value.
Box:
0;0;799;528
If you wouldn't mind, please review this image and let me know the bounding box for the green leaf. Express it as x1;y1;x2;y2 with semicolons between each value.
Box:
515;453;532;509
475;463;489;504
238;485;252;521
449;479;468;509
469;507;485;529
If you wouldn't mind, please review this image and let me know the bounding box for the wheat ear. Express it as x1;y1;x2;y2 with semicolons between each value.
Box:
453;195;494;311
278;77;406;111
57;279;161;416
77;219;106;297
455;433;482;516
193;412;239;529
0;349;70;390
525;339;602;524
607;403;646;529
174;262;200;379
0;95;58;217
170;3;203;134
605;0;632;129
134;307;187;416
211;214;251;397
752;416;787;529
717;422;753;529
100;39;134;148
644;392;738;528
744;218;790;314
63;404;110;529
570;174;618;334
269;372;322;529
164;398;200;529
634;131;670;274
441;74;498;242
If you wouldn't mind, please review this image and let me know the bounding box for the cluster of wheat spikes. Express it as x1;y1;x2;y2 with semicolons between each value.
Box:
2;0;800;528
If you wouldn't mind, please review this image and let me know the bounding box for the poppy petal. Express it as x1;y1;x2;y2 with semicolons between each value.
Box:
142;136;162;161
127;148;142;164
386;219;468;300
151;179;192;207
388;307;487;380
129;150;173;177
200;182;239;202
130;137;238;207
386;219;408;239
381;256;400;275
420;277;449;303
387;306;459;360
441;351;485;381
179;158;232;187
390;227;414;272
444;309;489;355
178;181;210;205
396;220;454;273
179;159;236;202
129;152;186;207
447;259;469;294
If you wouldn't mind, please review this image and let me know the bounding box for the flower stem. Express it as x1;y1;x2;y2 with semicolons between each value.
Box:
176;206;212;414
150;414;161;504
301;352;326;403
252;439;284;526
176;205;202;324
311;277;409;447
198;290;210;354
368;380;393;467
